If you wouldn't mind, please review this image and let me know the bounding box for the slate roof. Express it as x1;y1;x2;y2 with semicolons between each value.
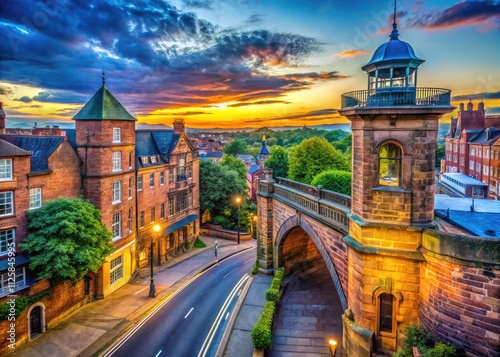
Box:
236;154;255;162
3;136;64;172
259;140;271;156
203;152;224;158
0;139;31;157
248;164;261;175
135;128;181;168
73;85;136;121
469;128;500;145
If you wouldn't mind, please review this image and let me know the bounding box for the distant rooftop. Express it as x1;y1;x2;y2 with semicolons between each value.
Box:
434;194;500;238
441;173;488;186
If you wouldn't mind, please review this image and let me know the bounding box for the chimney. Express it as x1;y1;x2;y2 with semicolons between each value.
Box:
459;103;464;111
173;118;185;134
0;102;6;135
467;100;473;111
478;102;485;112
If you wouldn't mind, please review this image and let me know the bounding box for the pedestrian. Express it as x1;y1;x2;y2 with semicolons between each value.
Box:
214;240;218;265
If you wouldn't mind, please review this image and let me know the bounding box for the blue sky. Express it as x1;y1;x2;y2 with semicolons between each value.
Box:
1;0;499;128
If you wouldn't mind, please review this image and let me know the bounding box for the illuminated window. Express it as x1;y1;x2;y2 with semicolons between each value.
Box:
379;143;401;186
110;256;123;285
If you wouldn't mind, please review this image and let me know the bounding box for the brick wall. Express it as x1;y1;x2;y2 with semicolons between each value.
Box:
421;252;500;356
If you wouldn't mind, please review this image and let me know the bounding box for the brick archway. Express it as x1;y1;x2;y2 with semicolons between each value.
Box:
275;214;347;310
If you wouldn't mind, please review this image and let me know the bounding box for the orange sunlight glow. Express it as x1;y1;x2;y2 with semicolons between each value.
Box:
334;50;370;59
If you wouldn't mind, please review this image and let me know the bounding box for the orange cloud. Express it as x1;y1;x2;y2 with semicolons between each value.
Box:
334;49;370;59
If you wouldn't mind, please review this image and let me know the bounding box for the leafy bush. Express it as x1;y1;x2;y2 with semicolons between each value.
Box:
251;262;259;275
394;325;457;357
0;290;51;321
271;278;281;290
251;301;276;349
274;269;284;280
266;288;280;303
193;236;206;248
311;169;352;196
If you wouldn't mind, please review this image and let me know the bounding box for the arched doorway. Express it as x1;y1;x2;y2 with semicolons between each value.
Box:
27;303;45;340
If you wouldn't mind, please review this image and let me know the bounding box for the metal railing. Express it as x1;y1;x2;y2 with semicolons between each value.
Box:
341;87;451;108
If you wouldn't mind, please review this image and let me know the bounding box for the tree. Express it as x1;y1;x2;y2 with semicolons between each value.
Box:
220;154;247;183
19;198;114;285
264;146;289;179
435;144;445;162
311;170;352;195
200;160;248;229
223;139;248;156
288;137;349;184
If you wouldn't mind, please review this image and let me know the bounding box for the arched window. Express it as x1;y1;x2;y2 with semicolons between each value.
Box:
379;293;395;333
379;143;401;186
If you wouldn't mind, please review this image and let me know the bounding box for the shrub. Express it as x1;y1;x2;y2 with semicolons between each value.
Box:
274;269;284;280
424;342;457;357
311;169;352;196
251;262;259;275
251;301;276;349
394;325;457;357
271;278;281;290
193;236;206;248
266;288;280;303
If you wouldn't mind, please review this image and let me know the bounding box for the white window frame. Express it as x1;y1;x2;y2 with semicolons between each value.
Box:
469;160;475;170
149;173;154;188
112;212;121;240
113;128;121;143
188;191;193;207
169;197;174;216
0;267;26;297
29;188;42;209
484;165;489;175
0;192;14;216
476;163;481;172
112;152;122;172
137;175;143;191
0;159;12;181
0;229;15;256
128;178;133;199
160;172;165;186
160;203;165;220
112;181;121;203
110;256;123;285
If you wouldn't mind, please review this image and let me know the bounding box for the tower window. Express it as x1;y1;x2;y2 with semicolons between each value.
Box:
379;293;394;333
379;143;401;186
113;128;121;143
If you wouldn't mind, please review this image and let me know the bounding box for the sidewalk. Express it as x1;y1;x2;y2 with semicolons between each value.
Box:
10;236;257;357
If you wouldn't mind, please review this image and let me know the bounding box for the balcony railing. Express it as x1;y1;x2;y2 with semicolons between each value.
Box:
341;87;451;109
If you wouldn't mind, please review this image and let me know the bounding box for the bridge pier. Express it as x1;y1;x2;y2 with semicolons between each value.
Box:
257;173;275;274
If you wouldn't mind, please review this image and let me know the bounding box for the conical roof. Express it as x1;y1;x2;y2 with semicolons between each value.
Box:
259;135;271;156
73;85;136;121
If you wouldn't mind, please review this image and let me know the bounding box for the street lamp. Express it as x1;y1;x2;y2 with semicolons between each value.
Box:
149;224;161;298
253;215;257;240
235;197;241;244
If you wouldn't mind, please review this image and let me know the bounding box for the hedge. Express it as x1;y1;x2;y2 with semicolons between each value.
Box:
251;301;276;349
266;288;280;303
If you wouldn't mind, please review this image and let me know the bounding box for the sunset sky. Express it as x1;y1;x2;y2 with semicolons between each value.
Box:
1;0;499;129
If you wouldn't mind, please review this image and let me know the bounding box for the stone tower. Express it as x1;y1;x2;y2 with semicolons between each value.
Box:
73;77;138;298
338;19;454;353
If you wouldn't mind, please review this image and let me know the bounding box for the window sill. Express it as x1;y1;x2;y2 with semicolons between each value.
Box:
112;201;122;205
372;186;411;193
112;236;122;242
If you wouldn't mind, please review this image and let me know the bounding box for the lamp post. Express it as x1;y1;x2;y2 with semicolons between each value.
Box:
253;215;257;240
149;224;161;298
236;197;241;244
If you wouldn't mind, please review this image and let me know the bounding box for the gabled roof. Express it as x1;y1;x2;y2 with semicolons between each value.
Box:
0;139;32;157
469;128;500;145
248;164;262;175
7;136;64;172
204;151;224;159
73;85;136;121
236;154;255;161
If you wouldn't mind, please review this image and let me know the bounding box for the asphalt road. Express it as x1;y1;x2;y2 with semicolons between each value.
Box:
104;248;256;357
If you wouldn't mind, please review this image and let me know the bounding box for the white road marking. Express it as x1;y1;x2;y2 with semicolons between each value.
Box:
155;350;162;357
225;312;230;320
185;307;194;319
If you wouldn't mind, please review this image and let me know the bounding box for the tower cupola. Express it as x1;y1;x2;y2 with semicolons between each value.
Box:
258;134;271;162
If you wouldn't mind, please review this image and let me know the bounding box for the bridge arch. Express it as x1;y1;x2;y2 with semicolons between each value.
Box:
275;214;348;310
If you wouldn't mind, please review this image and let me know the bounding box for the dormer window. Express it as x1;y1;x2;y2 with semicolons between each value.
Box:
141;157;148;165
113;128;121;143
379;143;401;186
0;159;12;181
150;156;157;164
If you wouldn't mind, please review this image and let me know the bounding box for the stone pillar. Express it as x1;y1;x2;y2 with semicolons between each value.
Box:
256;174;274;274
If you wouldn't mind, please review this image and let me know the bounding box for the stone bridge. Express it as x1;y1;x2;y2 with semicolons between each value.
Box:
256;176;500;356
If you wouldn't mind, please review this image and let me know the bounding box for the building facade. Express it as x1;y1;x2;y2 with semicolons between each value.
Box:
0;83;199;352
443;102;500;199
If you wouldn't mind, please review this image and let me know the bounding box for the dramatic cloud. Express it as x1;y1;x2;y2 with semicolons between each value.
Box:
0;0;342;118
15;96;32;103
334;49;370;58
0;86;13;95
228;100;291;107
452;91;500;101
399;1;500;31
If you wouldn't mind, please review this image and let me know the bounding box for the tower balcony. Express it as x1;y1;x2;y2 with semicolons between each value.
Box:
341;87;451;109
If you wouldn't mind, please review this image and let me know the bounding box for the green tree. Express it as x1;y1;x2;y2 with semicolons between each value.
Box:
220;154;247;183
224;139;248;156
264;146;289;179
19;198;114;285
288;137;349;184
436;144;445;162
266;137;278;146
200;161;248;229
311;170;352;195
331;133;352;153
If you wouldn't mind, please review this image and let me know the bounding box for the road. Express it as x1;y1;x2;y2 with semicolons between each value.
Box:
104;248;256;357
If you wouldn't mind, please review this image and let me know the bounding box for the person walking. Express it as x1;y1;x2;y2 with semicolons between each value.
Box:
214;240;218;265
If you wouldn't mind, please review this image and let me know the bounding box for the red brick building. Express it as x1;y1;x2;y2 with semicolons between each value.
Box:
0;81;199;351
443;102;500;199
